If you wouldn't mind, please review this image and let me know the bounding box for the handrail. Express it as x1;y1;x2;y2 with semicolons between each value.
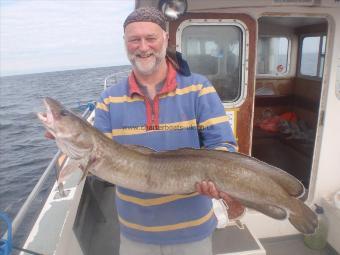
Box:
3;104;94;239
103;69;130;90
9;150;63;238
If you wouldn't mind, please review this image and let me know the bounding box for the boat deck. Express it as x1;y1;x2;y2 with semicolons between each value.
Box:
20;177;339;255
72;179;339;255
260;236;338;255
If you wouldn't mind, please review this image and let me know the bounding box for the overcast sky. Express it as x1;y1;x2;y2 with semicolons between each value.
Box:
0;0;134;76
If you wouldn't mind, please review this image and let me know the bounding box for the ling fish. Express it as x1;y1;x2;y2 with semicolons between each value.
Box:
37;97;317;234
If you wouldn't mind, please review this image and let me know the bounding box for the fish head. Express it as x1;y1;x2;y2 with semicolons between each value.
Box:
37;97;78;137
37;97;93;159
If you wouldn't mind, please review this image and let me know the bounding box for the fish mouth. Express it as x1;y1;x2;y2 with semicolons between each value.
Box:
37;98;56;135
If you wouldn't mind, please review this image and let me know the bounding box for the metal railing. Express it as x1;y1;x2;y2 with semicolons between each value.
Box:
3;68;129;239
103;69;130;90
3;104;94;239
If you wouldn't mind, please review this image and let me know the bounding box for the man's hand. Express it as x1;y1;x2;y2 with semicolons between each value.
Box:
195;180;246;220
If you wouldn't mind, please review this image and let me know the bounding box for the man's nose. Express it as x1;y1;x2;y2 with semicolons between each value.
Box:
139;39;150;51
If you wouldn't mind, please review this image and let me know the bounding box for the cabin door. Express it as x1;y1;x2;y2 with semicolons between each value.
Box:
169;13;257;154
252;16;328;188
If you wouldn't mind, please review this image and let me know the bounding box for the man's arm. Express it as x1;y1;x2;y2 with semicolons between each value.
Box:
94;91;112;136
195;78;245;219
195;79;238;151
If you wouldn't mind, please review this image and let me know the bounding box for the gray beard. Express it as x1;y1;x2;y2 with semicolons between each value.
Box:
127;44;167;75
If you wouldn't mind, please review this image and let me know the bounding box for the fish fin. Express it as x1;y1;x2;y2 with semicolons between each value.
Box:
245;157;305;198
78;170;89;185
255;204;287;220
288;198;318;234
78;157;97;185
240;199;287;220
236;152;306;197
124;144;155;154
225;152;306;198
58;159;81;184
265;170;305;198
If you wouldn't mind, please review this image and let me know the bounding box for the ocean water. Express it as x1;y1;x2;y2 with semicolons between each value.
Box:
0;65;130;246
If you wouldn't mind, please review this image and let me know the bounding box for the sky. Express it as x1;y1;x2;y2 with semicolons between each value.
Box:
0;0;135;76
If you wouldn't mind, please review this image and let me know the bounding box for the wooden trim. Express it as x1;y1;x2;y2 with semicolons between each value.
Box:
255;95;293;107
295;23;328;35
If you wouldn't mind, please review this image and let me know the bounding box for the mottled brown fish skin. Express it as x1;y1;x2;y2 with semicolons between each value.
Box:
37;97;317;234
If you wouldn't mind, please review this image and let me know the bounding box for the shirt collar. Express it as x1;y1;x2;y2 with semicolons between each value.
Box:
128;61;177;97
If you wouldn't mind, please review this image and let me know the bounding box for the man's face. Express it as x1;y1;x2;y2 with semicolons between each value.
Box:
124;22;168;75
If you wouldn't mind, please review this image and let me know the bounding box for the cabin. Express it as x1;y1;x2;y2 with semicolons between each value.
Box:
168;6;328;190
9;1;340;255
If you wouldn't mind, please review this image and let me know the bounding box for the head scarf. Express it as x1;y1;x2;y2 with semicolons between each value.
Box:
123;7;167;31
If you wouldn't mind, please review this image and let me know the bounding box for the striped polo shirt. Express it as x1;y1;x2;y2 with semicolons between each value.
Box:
94;62;237;245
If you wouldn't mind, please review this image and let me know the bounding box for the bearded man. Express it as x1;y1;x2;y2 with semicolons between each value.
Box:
94;7;243;255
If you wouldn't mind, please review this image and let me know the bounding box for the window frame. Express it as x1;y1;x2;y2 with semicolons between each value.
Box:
298;33;327;80
256;35;291;77
176;19;248;108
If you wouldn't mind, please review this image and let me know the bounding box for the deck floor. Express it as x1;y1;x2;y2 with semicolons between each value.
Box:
76;179;339;255
260;235;339;255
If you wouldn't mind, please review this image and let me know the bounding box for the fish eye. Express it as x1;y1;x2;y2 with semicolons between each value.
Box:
60;109;69;116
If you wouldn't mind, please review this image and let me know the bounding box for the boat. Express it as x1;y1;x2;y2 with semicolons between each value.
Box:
3;0;340;254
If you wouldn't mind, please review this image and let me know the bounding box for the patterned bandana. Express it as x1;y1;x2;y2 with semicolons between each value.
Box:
123;7;167;31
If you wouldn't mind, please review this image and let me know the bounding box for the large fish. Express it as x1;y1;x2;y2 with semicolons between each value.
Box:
37;97;317;234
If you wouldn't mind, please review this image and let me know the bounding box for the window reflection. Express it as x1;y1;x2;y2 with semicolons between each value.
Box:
257;36;289;75
300;35;326;78
181;25;243;102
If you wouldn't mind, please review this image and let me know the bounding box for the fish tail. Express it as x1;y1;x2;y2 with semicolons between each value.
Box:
261;163;305;197
288;198;318;234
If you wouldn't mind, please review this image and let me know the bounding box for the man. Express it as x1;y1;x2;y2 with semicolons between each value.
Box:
94;7;243;255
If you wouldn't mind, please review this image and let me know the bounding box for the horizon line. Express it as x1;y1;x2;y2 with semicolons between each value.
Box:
0;64;132;78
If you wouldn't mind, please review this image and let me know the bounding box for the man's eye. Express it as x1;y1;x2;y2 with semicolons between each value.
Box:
60;109;68;116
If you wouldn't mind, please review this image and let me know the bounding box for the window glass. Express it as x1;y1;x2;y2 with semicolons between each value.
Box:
299;35;327;78
181;25;243;102
257;36;289;75
205;41;218;56
187;40;201;55
300;36;320;76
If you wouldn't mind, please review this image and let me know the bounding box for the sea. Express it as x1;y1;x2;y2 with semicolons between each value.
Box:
0;65;130;248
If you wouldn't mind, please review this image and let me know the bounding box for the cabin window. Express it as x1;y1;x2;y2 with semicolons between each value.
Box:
179;24;244;103
299;35;326;78
257;36;289;76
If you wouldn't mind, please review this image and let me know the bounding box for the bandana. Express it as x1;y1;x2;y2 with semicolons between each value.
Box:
123;7;167;31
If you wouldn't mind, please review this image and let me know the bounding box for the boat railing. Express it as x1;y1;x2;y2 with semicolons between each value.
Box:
3;68;130;242
103;69;130;90
3;103;95;240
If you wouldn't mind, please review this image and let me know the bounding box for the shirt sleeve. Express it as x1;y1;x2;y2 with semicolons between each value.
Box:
94;91;112;137
196;78;238;152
